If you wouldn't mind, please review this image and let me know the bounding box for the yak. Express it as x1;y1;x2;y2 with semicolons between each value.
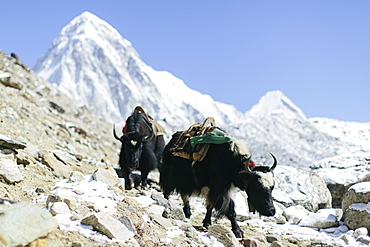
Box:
113;109;165;189
160;131;277;238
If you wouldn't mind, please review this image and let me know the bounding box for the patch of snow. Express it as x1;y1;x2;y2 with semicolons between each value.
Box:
35;175;126;244
349;203;370;214
349;181;370;193
130;195;155;207
53;175;121;213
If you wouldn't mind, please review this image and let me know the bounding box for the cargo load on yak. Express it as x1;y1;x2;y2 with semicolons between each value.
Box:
169;117;235;164
122;106;166;136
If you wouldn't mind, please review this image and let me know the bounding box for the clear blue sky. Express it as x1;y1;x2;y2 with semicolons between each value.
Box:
1;1;369;122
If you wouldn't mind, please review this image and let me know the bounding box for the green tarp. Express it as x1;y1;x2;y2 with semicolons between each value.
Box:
189;128;235;148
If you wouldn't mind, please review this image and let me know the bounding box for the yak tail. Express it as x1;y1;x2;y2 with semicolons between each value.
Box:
213;194;232;218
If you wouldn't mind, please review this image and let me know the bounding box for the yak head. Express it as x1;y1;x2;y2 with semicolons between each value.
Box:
239;153;277;217
113;112;154;168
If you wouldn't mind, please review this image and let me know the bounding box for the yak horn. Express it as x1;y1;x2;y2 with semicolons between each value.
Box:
270;153;277;171
113;125;122;141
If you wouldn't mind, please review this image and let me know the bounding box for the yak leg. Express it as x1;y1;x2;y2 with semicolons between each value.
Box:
226;199;244;238
140;169;149;189
202;203;213;229
181;194;191;218
121;166;133;190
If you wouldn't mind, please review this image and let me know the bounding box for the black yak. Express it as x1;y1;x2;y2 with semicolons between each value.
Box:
114;107;165;189
160;130;277;238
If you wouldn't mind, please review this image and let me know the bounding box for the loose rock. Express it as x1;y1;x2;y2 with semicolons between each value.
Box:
0;158;24;183
208;224;239;247
92;167;118;186
0;202;58;247
81;212;135;242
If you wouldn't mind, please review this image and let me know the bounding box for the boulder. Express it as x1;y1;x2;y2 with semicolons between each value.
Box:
118;215;136;233
0;202;58;247
298;209;339;229
0;158;24;183
68;171;86;183
92;167;118;186
282;205;309;224
49;201;70;216
41;153;74;178
46;193;76;211
342;182;370;232
208;224;240;247
342;182;370;212
53;150;79;167
343;202;370;232
273;165;332;212
81;212;135;241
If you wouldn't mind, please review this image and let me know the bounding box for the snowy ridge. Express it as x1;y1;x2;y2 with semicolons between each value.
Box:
310;117;370;149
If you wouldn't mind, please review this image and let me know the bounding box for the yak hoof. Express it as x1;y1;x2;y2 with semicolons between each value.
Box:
202;222;211;229
125;181;133;190
233;228;244;238
183;206;191;218
140;183;149;190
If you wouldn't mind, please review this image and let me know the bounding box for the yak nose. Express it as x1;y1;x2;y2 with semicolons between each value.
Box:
268;206;276;216
261;206;276;217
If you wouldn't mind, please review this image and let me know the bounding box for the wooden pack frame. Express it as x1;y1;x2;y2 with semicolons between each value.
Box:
134;106;166;136
170;117;216;162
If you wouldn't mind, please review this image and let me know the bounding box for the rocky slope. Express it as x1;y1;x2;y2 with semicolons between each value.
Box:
1;50;370;246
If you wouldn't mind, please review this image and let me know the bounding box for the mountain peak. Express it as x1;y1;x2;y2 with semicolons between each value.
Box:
247;90;306;120
79;11;98;20
59;11;123;41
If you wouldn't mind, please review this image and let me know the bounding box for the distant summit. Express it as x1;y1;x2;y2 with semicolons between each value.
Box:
247;90;306;121
33;11;140;122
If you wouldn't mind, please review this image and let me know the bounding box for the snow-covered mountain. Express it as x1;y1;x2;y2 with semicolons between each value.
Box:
33;11;244;133
247;90;306;121
34;12;370;185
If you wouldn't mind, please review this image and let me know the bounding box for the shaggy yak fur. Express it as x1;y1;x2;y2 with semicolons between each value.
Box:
160;131;277;238
114;111;165;189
